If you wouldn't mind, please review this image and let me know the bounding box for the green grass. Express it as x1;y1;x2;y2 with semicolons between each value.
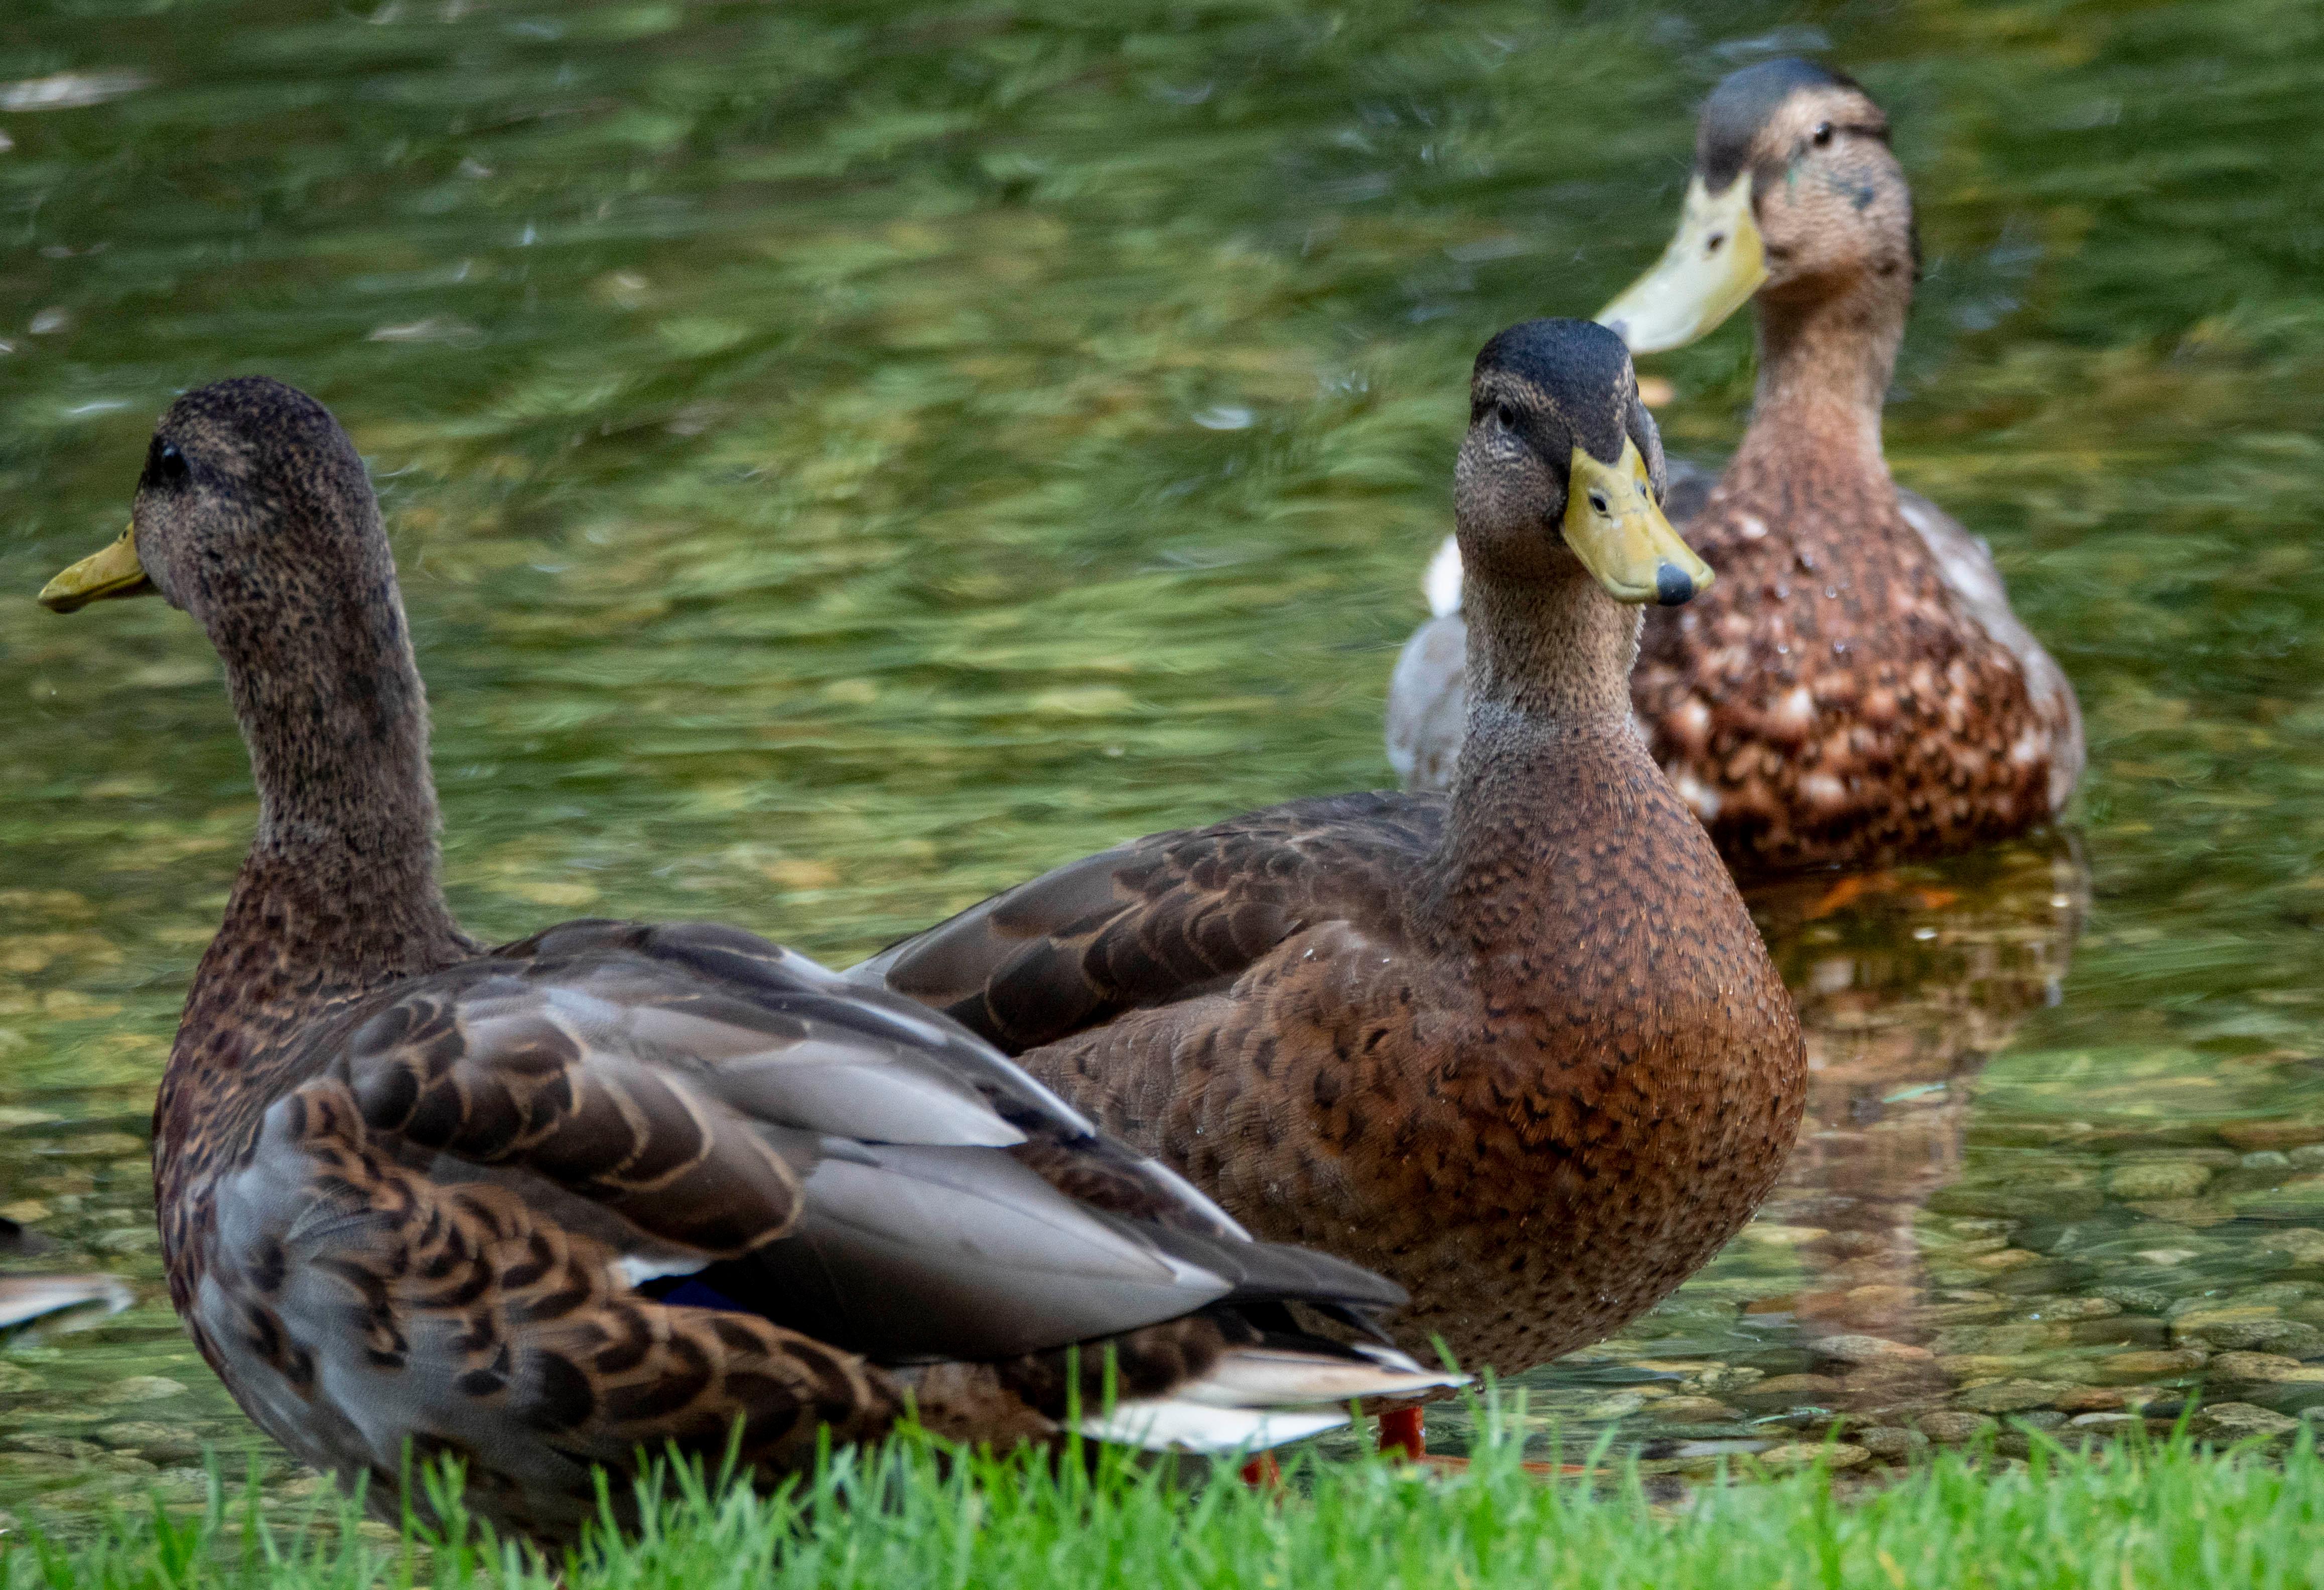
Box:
7;1411;2323;1590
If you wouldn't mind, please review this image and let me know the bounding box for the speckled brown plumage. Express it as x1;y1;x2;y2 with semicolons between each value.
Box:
52;378;1455;1545
1389;62;2083;873
861;323;1808;1376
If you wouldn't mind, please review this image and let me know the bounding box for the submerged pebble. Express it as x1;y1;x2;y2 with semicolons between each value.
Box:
2191;1402;2301;1441
1757;1442;1870;1471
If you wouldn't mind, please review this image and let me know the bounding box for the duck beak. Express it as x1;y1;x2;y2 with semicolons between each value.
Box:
1562;439;1713;606
1595;174;1767;355
40;525;154;613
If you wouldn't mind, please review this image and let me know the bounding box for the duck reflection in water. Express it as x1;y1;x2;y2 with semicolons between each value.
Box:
1750;836;2088;1355
1507;835;2091;1458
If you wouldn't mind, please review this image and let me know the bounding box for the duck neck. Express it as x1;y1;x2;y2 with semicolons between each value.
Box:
1741;270;1902;486
197;570;470;1019
1431;568;1646;941
1458;567;1641;732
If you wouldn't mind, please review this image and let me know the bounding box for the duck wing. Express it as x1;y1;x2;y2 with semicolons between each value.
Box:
316;919;1399;1364
850;793;1443;1057
1894;491;2085;813
203;919;1431;1514
188;917;1455;1531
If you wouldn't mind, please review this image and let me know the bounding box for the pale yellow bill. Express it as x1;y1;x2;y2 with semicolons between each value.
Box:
39;525;153;613
1562;439;1713;607
1594;174;1767;356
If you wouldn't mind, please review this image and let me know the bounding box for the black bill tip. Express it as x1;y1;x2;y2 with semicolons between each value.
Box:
1654;559;1698;607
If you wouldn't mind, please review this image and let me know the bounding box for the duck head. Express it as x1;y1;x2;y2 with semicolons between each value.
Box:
1454;318;1711;607
40;379;434;852
42;379;398;655
1597;59;1915;354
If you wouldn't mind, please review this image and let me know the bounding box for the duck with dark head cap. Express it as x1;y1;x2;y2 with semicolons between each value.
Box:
1390;60;2083;875
857;320;1806;1451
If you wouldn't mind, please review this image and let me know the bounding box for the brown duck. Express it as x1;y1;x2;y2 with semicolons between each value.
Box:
857;321;1808;1451
1388;59;2084;873
38;378;1455;1543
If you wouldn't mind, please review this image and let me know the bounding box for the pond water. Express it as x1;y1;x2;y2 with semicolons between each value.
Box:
3;0;2324;1525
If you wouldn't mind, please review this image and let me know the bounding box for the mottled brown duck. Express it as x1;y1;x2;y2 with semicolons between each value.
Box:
38;378;1455;1544
857;321;1808;1455
1388;59;2084;873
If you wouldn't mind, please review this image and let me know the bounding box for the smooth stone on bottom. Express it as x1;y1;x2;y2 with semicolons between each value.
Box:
1917;1410;1999;1443
0;1452;80;1478
2178;1319;2324;1354
94;1421;207;1464
5;1435;99;1459
90;1376;187;1405
1756;1442;1871;1471
2207;1351;2324;1384
2259;1228;2324;1263
1807;1335;1935;1366
2093;1348;2208;1383
1934;1353;2043;1381
1732;1374;1846;1409
1650;1396;1742;1422
2191;1402;2302;1440
1853;1426;1930;1460
2105;1161;2214;1200
1955;1379;2076;1413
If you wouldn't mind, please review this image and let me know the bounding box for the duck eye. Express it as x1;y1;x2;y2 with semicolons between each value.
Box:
1705;231;1725;254
148;439;190;487
1811;121;1834;148
1493;402;1518;431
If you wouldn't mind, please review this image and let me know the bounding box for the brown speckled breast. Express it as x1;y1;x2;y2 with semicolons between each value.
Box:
1636;445;2056;875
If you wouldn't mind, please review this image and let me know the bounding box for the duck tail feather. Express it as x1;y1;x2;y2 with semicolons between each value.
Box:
0;1274;133;1336
1075;1342;1466;1453
1072;1401;1347;1454
1104;1214;1407;1314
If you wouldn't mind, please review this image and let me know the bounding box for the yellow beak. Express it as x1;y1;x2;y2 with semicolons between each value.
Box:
40;525;154;613
1595;174;1767;356
1563;439;1713;606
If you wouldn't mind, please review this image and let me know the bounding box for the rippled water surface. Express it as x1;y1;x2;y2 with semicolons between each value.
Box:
3;0;2324;1523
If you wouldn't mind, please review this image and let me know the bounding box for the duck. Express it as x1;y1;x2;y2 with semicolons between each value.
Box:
36;377;1457;1545
1387;59;2084;874
855;320;1808;1458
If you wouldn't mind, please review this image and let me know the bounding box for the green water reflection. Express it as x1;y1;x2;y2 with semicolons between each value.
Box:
2;0;2323;1518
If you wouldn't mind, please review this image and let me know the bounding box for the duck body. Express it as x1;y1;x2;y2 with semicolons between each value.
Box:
862;322;1808;1375
48;378;1450;1545
1632;419;2076;869
1392;461;2083;870
860;773;1803;1373
1387;60;2083;873
166;916;1429;1539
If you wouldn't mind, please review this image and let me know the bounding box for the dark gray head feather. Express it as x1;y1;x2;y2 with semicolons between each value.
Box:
1472;318;1633;465
1695;58;1861;190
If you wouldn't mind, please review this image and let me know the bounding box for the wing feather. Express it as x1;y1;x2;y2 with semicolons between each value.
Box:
853;793;1443;1057
319;918;1389;1367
